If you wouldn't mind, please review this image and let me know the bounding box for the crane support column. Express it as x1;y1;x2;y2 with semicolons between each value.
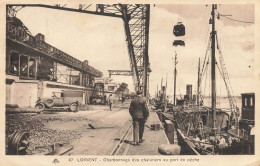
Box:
121;5;140;91
143;5;150;97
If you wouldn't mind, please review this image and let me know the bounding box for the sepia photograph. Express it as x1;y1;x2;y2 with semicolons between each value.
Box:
1;0;259;165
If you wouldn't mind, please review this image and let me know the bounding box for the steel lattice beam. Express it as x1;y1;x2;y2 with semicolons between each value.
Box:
6;23;102;77
108;70;133;77
7;4;151;96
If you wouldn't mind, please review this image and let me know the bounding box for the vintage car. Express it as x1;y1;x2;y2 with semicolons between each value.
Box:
35;90;84;112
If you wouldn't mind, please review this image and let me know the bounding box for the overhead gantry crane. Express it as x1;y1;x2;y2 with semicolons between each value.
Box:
7;4;151;96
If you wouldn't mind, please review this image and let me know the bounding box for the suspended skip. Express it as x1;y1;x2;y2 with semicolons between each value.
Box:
173;22;185;37
173;40;185;47
173;22;185;47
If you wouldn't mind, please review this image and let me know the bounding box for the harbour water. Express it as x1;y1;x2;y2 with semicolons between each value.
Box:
169;96;242;110
203;96;242;110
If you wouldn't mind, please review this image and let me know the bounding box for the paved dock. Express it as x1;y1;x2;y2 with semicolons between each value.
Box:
127;110;170;155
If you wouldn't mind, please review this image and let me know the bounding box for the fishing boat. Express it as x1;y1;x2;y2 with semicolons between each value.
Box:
159;4;255;155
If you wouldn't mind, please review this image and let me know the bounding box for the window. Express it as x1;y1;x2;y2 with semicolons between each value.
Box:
70;70;80;85
37;58;54;80
53;92;63;98
85;75;90;86
9;52;19;75
250;97;253;106
29;58;36;78
20;55;28;77
245;97;247;107
89;76;94;86
82;74;86;87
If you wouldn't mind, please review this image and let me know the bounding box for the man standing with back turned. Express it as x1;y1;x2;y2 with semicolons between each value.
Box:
107;94;113;111
129;90;149;146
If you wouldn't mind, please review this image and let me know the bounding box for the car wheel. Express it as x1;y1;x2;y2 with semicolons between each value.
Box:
69;103;78;112
35;103;45;111
46;99;54;105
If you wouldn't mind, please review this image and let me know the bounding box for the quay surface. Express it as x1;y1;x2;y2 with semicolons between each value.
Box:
6;101;170;155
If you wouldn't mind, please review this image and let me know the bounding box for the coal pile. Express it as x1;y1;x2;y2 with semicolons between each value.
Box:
6;113;88;155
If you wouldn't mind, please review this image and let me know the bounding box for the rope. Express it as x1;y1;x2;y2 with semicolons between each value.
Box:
217;11;254;24
216;34;238;107
198;5;208;39
201;38;211;78
202;64;208;101
201;56;209;81
208;63;211;100
221;15;254;24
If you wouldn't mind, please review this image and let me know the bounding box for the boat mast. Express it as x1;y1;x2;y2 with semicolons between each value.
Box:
173;52;177;106
210;4;217;135
197;58;200;106
157;84;158;97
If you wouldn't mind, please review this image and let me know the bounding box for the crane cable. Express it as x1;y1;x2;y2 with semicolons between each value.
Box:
217;11;254;24
220;15;254;24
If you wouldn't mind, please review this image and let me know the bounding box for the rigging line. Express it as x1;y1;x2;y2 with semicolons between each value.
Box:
202;39;210;71
216;44;238;115
201;52;209;83
216;62;232;107
217;12;254;24
216;63;224;106
201;7;211;50
198;5;209;58
201;38;211;77
201;25;210;60
219;72;222;107
180;4;183;22
201;57;209;81
204;26;210;46
202;7;211;48
217;16;223;51
216;34;237;106
209;60;211;99
198;5;207;38
177;5;180;22
216;62;224;78
201;42;209;72
202;61;208;99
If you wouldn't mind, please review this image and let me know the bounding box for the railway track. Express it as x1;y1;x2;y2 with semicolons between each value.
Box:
110;123;133;155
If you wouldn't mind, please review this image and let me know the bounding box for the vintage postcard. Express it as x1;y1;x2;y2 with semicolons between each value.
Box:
0;0;259;165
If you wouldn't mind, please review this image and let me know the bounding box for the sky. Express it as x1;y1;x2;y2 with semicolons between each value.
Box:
15;4;255;98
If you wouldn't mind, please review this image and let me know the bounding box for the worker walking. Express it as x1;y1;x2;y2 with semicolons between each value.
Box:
104;94;107;104
122;95;125;106
107;94;113;111
129;90;149;146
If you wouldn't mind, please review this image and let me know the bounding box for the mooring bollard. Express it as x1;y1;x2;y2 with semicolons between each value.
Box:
158;144;181;155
